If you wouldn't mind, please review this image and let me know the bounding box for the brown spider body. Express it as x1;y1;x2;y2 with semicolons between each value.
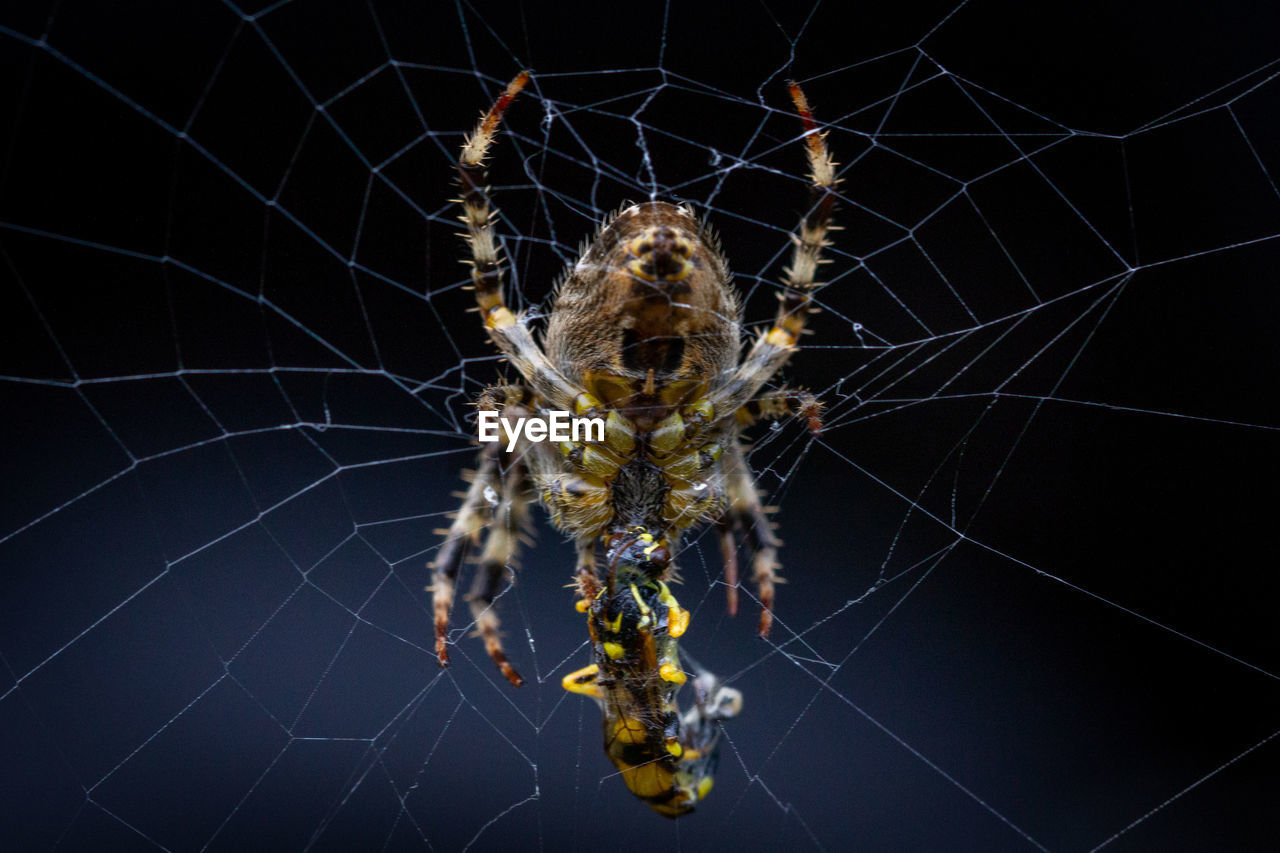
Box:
540;201;739;541
432;72;837;816
547;202;738;418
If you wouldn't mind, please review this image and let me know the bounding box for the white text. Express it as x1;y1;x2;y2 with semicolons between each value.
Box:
477;410;605;451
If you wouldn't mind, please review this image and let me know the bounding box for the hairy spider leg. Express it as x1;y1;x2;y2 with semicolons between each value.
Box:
705;388;819;623
456;70;581;412
433;386;543;686
719;441;783;636
467;449;534;686
445;71;614;684
706;80;839;418
431;441;500;666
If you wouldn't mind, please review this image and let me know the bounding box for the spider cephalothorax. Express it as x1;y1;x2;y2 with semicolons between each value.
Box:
432;71;836;815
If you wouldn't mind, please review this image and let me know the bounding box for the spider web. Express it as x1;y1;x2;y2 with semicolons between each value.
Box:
2;0;1278;850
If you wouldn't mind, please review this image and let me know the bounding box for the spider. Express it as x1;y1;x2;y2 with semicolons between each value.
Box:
432;72;837;815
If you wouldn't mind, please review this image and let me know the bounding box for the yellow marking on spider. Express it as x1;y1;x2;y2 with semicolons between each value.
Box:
561;664;602;698
573;392;603;416
484;306;517;330
685;398;714;423
604;411;636;455
603;641;625;660
605;611;623;634
642;539;663;557
659;662;686;684
579;444;622;479
575;598;590;613
697;776;714;800
625;260;656;283
765;326;797;348
626;258;692;283
665;738;683;758
650;411;685;453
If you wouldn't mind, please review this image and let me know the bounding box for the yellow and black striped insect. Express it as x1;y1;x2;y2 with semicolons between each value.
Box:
561;530;744;816
432;71;837;815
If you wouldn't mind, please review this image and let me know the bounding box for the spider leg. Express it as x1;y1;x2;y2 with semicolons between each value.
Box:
476;382;538;414
467;449;533;687
573;540;600;604
708;81;838;416
457;71;578;411
432;441;500;668
434;383;541;685
715;515;740;616
734;388;824;436
720;441;783;636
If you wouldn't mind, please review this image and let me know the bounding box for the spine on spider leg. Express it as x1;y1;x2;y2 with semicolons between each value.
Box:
455;70;531;333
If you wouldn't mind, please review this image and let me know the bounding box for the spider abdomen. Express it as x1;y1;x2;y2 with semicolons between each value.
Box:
546;201;741;391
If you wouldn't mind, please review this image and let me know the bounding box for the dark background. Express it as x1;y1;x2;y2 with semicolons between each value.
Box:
2;1;1278;851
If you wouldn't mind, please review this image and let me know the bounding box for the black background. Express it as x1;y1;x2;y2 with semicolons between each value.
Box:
2;1;1279;851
